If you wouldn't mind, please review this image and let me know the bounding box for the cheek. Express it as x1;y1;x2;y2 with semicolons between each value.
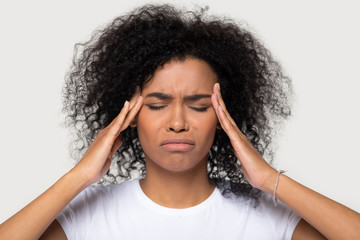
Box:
135;106;159;126
135;106;153;128
135;109;150;142
193;110;218;144
195;108;218;128
135;108;162;154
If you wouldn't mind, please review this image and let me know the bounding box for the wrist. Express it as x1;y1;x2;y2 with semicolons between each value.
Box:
66;167;93;191
260;168;278;195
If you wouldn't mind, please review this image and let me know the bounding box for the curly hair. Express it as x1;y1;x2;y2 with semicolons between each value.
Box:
62;3;293;202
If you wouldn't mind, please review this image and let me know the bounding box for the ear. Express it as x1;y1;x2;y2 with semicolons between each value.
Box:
216;122;222;130
130;120;137;128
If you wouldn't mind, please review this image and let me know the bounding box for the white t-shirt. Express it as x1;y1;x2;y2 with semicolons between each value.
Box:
56;178;301;240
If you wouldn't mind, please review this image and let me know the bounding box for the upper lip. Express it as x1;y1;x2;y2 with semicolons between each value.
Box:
160;138;195;146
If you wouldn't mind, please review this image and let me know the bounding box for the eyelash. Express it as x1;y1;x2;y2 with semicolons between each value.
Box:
147;105;209;112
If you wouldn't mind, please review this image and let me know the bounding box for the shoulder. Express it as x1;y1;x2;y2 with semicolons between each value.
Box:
68;178;139;208
88;177;138;193
56;179;140;239
255;192;302;239
85;178;137;194
56;178;139;224
216;185;301;239
222;189;298;221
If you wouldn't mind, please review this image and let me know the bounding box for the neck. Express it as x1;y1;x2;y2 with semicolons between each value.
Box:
139;156;215;209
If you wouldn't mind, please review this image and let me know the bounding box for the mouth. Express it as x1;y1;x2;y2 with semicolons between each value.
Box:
160;139;195;152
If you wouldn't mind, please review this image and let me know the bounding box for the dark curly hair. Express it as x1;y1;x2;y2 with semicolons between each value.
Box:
62;3;292;202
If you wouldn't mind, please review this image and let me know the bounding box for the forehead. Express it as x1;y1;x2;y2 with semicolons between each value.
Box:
142;58;218;93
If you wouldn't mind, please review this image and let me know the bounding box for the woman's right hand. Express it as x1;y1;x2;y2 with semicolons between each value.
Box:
71;88;143;187
1;91;143;240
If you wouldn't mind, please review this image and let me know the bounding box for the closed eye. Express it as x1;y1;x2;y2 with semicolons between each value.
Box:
189;106;209;112
147;105;166;111
146;105;210;112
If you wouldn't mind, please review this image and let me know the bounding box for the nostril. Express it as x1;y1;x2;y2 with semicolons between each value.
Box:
169;127;186;133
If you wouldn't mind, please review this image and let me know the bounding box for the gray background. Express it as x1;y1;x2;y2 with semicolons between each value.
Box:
1;0;359;222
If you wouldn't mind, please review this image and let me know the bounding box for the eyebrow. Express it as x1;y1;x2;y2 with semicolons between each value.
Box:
144;92;211;101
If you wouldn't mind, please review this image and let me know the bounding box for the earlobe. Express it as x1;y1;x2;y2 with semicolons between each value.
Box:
216;123;222;130
130;120;137;128
130;113;139;128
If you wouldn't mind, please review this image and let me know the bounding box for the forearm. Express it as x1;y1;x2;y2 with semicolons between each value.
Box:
266;173;360;240
0;170;88;240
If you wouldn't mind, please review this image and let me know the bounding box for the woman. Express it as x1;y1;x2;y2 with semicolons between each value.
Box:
1;3;359;240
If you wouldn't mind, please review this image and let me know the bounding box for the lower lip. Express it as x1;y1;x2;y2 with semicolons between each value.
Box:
161;143;194;151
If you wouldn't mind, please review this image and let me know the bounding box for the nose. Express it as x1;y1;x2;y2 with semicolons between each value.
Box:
166;103;189;133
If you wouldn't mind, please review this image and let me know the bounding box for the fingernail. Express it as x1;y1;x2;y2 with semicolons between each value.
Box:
136;96;142;103
124;100;129;107
216;93;220;104
216;83;220;92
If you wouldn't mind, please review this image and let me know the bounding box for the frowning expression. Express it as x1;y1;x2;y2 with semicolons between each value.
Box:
136;57;218;173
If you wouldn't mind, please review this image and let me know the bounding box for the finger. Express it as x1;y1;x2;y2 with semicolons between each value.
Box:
107;100;129;125
108;86;139;130
212;94;231;133
211;93;232;132
129;86;141;109
215;99;247;146
106;97;140;166
213;83;237;127
216;103;234;135
119;96;143;132
107;100;130;136
213;83;228;112
216;100;248;144
211;93;225;129
211;92;236;132
213;83;248;139
106;87;141;140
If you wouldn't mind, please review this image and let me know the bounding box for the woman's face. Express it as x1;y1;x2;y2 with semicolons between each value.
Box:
136;57;218;173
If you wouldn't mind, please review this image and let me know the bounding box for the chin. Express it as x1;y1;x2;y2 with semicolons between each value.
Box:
164;164;198;173
148;154;207;174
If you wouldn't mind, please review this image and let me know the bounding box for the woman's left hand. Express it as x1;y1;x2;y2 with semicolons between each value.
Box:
212;83;360;239
211;83;277;194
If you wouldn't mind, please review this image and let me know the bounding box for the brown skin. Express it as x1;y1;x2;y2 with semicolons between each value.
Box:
0;89;144;240
137;58;218;208
212;81;360;239
2;57;360;239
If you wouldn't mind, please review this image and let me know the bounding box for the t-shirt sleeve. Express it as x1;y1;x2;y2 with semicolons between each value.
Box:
260;193;302;240
56;185;111;240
